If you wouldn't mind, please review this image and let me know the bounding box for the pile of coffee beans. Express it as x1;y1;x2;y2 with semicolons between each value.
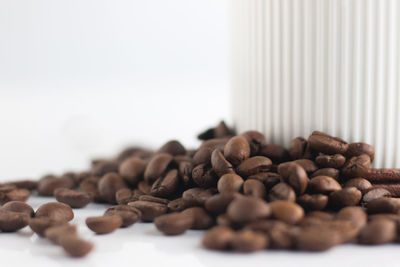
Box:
2;121;400;257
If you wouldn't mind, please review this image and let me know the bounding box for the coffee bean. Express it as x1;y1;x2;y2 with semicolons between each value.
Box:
372;184;400;197
182;188;214;206
91;160;119;176
341;154;371;178
0;188;30;205
182;207;214;229
144;153;173;184
329;187;362;209
98;173;127;204
118;157;146;186
366;198;400;214
211;149;234;176
154;212;194;235
204;193;240;215
237;156;272;177
278;162;308;195
230;230;269;252
139;195;169;205
115;188;135;204
240;130;266;155
223;136;251;166
296;228;341;251
359;219;397;245
216;213;234;227
54;188;91;208
29;217;65;236
268;183;296;202
308;131;348;155
227;196;271;224
362;188;391;204
79;176;102;202
296;194;328;211
260;144;290;164
202;226;235;250
315;154;346;169
6;180;37;191
167;198;187;212
44;224;78;244
318;220;360;243
368;214;400;223
346;142;375;162
1;201;34;217
247;172;281;190
128;201;168;222
59;236;94;258
137;181;152;195
151;169;180;198
289;137;307;160
311;168;340;180
104;205;142;227
305;211;335;221
158;140;186;156
0;209;30;232
308;176;342;194
192;164;217;188
362;168;400;183
293;159;318;173
344;178;373;193
214;121;234;138
193;138;228;166
336;206;367;229
35;202;74;222
217;173;244;193
86;215;122;234
243;179;266;198
178;161;193;187
270;201;304;225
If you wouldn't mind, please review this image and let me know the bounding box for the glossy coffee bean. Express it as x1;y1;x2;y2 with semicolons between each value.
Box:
139;195;169;205
182;207;214;229
366;198;400;214
44;224;78;244
167;198;188;212
344;178;372;193
308;176;342;194
118;157;146;185
35;202;74;222
202;226;235;251
98;173;127;204
192;164;217;188
270;201;304;225
223;136;251;166
158;140;186;156
243;179;266;198
59;236;94;258
115;188;135;205
293;159;318;173
247;172;281;190
204;193;240;215
79;176;102;202
211;149;234;176
315;154;346;169
37;175;75;196
341;154;371;178
1;201;34;217
359;219;396;245
178;161;192;186
329;187;362;209
128;201;168;222
0;187;30;205
310;168;340;180
0;209;30;232
296;194;328;211
217;173;244;193
227;196;271;224
260;144;290;164
151;169;180;198
336;206;367;229
182;188;214;207
154;212;194;235
230;230;269;252
362;188;391;204
144;153;173;184
29;217;65;236
86;215;122;234
137;181;151;195
288;137;307;160
278;162;308;195
236;156;272;177
308;131;348;155
192;138;228;166
346;142;375;162
104;205;142;227
240;130;266;155
268;183;296;202
54;188;91;208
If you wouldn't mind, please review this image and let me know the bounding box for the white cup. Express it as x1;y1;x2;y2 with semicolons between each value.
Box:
231;0;400;167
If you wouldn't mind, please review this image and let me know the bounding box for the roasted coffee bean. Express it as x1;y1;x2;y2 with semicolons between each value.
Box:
211;149;234;176
0;209;30;232
216;213;234;227
296;227;341;251
182;188;214;206
227;196;271;224
144;153;173;183
217;173;244;193
306;211;335;221
317;220;360;243
98;173;127;204
329;187;362;209
0;188;30;205
167;198;187;212
223;136;251;166
368;214;400;223
308;131;348;155
205;193;240;215
151;169;180;198
118;157;146;185
308;176;342;194
192;138;228;166
35;202;74;222
139;195;169;205
104;205;142;227
296;194;328;211
247;172;281;190
202;226;235;250
154;212;194;235
79;176;102;202
270;201;304;225
29;217;64;236
362;188;391;204
362;168;400;183
236;156;272;177
359;219;397;245
116;188;135;205
2;201;34;217
86;215;122;234
293;159;318;173
230;230;269;252
116;146;152;162
6;180;37;190
91;160;119;176
311;168;340;179
366;198;400;214
128;201;168;222
38;175;75;196
341;154;371;178
178;161;192;186
158;140;186;156
59;236;94;258
344;178;373;193
372;184;400;197
137;181;152;195
192;164;217;188
269;183;296;202
288;137;307;160
336;206;367;229
182;207;214;229
278;162;308;195
240;130;266;155
243;179;266;198
260;144;290;164
44;224;77;244
214;121;234;138
315;154;346;169
346;142;375;161
54;188;91;208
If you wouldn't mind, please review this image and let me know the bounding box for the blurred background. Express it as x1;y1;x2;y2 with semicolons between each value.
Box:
0;0;230;180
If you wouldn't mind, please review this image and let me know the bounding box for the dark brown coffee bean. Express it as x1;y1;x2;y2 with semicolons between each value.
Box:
359;219;396;245
204;193;240;215
278;162;308;195
37;175;75;196
362;188;391;204
2;201;34;217
268;183;296;202
192;164;217;188
98;173;127;204
158;140;186;156
227;196;271;224
182;188;214;206
230;230;269;252
35;202;74;222
247;172;281;190
296;194;328;211
372;184;400;197
329;187;362;209
336;206;367;229
118;157;146;186
243;179;266;198
182;207;214;229
178;161;192;186
362;168;400;183
211;149;234;176
0;209;30;232
311;168;340;180
308;176;342;194
167;198;187;212
128;201;168;222
289;137;307;160
151;169;180;198
308;131;348;155
91;159;119;176
293;159;318;173
346;142;375;162
366;198;400;214
270;201;304;225
344;178;373;193
79;176;102;202
54;188;91;208
240;130;266;155
260;144;290;164
0;188;30;205
59;236;94;258
86;215;122;234
368;214;400;223
217;173;244;193
116;146;152;162
202;226;235;251
115;188;134;205
216;213;235;228
319;220;360;243
295;226;342;251
138;195;169;205
104;205;142;227
137;181;151;195
237;156;272;177
214;121;234;138
193;138;228;166
223;136;251;166
143;153;173;184
154;212;194;235
44;224;77;244
315;154;346;169
6;180;37;190
341;154;371;178
29;217;64;236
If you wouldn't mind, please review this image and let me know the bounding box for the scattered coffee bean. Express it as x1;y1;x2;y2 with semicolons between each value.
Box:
182;188;214;206
116;188;135;204
341;154;371;178
98;173;127;204
217;173;244;194
278;162;308;195
37;175;75;196
144;153;173;183
6;180;37;190
223;136;251;166
270;201;304;225
138;195;169;205
167;198;187;212
366;198;400;214
193;138;228;166
243;179;266;198
35;202;74;222
260;144;290;164
227;196;271;224
59;236;94;258
293;159;318;173
311;168;340;180
118;157;146;186
104;205;142;227
240;131;266;155
29;217;65;236
44;224;78;244
204;193;240;215
308;131;348;155
154;212;194;235
128;201;168;222
288;137;307;160
315;154;346;169
1;201;34;217
346;142;375;161
211;149;234;176
86;215;122;234
151;169;180;198
336;206;367;229
181;207;214;229
0;209;30;232
54;188;91;208
202;226;235;251
359;219;397;245
372;184;400;197
192;164;217;188
247;172;281;190
158;140;186;156
308;176;342;194
362;188;391;204
329;187;362;209
297;194;328;211
362;168;400;183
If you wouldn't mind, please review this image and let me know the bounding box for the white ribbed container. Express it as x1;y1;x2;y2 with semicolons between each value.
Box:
231;0;400;167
